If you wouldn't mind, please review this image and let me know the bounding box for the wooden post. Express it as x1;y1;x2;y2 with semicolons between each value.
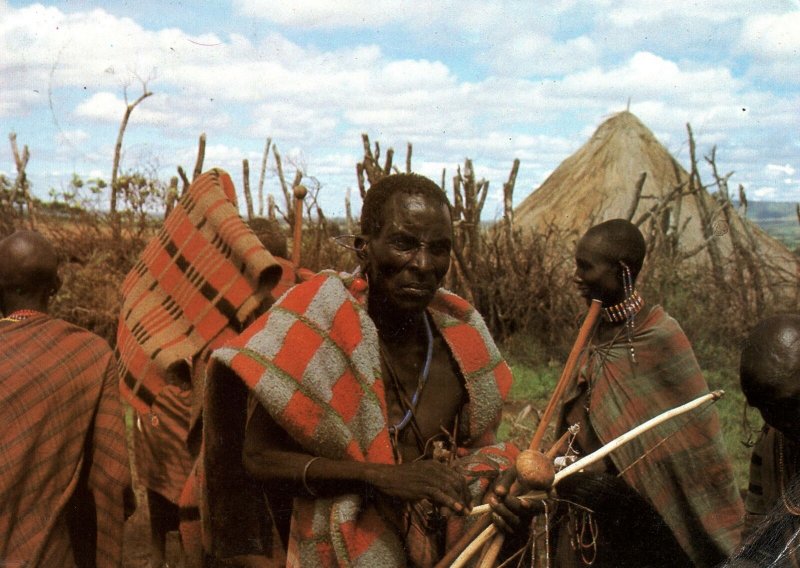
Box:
257;137;272;217
530;300;602;451
242;159;254;220
291;185;307;267
193;133;206;181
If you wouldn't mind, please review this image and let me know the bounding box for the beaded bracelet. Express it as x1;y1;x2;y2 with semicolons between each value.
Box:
302;456;322;498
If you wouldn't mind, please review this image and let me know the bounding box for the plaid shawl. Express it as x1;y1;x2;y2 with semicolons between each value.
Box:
0;315;130;567
116;168;281;415
575;305;743;567
206;270;515;567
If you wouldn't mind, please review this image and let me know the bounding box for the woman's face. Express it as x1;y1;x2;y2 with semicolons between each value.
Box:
574;234;624;306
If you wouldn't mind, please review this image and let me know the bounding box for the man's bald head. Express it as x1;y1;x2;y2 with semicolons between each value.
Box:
0;230;61;313
740;314;800;439
581;219;646;280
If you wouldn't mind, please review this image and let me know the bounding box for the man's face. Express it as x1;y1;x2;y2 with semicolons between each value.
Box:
573;234;623;306
365;192;452;315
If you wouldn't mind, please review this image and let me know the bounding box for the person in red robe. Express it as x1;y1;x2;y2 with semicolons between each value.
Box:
0;230;130;567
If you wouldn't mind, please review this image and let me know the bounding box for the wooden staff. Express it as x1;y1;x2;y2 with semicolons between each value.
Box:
530;299;602;451
476;301;602;567
437;302;601;568
458;390;724;567
291;184;307;267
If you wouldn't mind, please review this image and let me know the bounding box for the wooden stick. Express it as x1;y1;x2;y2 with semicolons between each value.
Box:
460;391;723;567
553;390;723;483
469;390;724;518
291;185;307;267
450;524;495;568
529;300;602;451
477;530;505;568
476;302;602;567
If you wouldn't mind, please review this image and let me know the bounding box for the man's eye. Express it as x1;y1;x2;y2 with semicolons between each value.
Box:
429;242;451;256
389;237;418;251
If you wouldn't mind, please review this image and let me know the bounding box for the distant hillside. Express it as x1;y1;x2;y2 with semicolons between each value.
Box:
741;201;799;252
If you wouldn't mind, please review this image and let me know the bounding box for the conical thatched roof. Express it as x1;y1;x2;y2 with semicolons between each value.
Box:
515;111;797;298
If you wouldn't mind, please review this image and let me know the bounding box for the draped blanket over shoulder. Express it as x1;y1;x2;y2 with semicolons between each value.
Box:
0;315;130;567
205;271;517;567
116;168;280;415
579;305;743;566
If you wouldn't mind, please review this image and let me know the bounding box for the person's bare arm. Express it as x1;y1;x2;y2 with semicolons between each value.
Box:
242;402;472;513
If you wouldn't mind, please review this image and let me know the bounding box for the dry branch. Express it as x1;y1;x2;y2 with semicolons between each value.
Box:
110;81;152;237
242;159;254;220
192;133;206;181
257;137;272;217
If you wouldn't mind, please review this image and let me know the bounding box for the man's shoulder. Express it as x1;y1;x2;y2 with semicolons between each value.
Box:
429;288;480;323
28;316;114;358
273;270;360;311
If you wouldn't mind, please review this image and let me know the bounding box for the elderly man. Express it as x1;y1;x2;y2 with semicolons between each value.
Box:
203;173;519;567
726;313;800;566
547;219;743;567
0;230;130;567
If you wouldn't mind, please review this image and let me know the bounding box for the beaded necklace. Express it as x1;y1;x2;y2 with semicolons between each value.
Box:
601;290;644;324
383;314;434;436
0;309;45;323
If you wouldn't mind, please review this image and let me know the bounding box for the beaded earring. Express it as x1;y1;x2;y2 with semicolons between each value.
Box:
620;261;638;364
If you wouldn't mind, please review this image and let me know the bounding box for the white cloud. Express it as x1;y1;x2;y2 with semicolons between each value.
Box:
73;92;126;121
766;163;796;176
55;128;89;146
739;11;800;82
0;88;41;117
233;0;417;28
741;11;800;58
484;34;598;77
751;186;777;199
605;0;784;26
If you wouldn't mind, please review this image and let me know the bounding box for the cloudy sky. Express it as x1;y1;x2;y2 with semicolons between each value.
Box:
1;0;799;217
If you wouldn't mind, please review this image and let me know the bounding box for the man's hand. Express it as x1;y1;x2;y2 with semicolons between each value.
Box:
366;460;472;515
488;466;545;534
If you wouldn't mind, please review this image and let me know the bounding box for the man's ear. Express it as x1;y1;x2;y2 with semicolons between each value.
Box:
354;236;368;261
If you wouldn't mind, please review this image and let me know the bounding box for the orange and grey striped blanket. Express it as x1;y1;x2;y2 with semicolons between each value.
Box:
205;270;517;566
116;168;281;416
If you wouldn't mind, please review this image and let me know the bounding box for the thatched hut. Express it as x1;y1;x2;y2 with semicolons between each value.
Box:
515;111;798;307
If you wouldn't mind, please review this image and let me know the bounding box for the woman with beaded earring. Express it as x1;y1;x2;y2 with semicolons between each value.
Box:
548;219;743;568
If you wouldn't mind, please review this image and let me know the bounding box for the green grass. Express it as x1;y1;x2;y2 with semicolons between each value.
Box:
499;360;759;493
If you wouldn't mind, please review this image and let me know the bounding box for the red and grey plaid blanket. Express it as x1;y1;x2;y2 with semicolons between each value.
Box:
205;270;516;567
0;315;130;567
575;305;744;566
116;168;281;415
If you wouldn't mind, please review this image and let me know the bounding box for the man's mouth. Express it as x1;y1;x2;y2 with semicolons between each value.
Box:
399;283;435;297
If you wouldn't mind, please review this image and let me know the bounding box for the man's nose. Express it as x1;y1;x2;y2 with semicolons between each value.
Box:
409;245;434;271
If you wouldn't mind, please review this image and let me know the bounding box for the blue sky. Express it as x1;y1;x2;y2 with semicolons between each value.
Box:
1;0;799;217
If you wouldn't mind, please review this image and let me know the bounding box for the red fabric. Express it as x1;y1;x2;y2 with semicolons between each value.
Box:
116;168;280;415
116;168;280;505
0;314;130;567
